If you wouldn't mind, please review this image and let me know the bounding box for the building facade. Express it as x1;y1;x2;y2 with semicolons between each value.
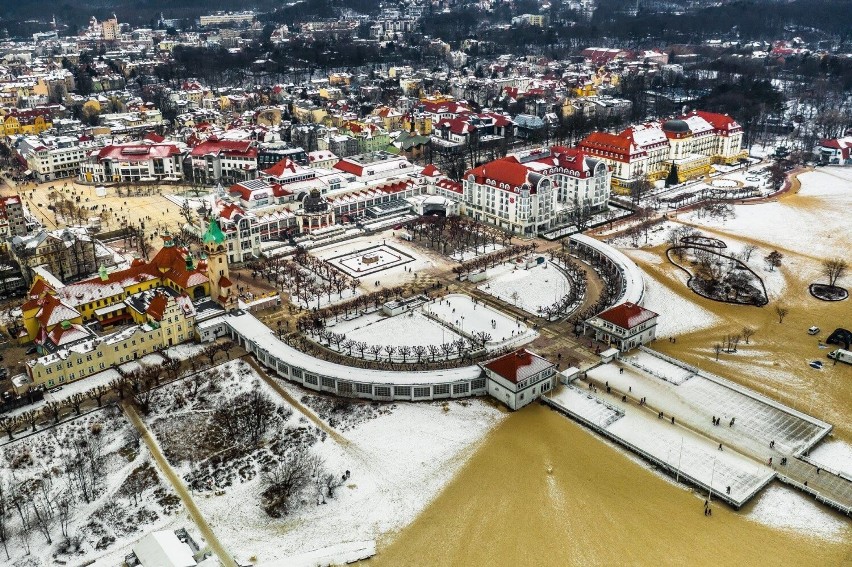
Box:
578;110;747;191
79;143;185;184
481;349;557;410
584;302;659;351
463;146;611;235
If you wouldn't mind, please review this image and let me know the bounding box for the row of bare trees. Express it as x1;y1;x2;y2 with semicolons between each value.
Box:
248;248;360;309
405;215;514;257
452;242;539;277
542;250;589;320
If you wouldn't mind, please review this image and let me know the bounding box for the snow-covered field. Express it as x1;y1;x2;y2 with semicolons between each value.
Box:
449;242;503;262
478;261;571;317
323;293;535;360
343;310;464;352
424;293;537;347
682;167;852;261
0;407;188;567
142;359;506;565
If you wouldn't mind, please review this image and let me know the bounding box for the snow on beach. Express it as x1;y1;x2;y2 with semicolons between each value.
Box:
633;270;721;337
745;484;850;541
682;167;852;261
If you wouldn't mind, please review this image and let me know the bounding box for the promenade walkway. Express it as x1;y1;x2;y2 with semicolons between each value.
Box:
567;351;851;515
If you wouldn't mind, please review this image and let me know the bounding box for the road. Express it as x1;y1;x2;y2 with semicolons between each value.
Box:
123;401;237;567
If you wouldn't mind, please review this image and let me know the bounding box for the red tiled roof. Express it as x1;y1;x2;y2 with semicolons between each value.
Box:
144;132;165;143
687;110;741;132
596;302;658;329
190;140;257;158
97;144;183;162
263;158;301;177
333;159;364;177
483;349;554;384
579;131;632;153
219;276;233;288
146;294;168;321
421;164;441;177
465;156;529;188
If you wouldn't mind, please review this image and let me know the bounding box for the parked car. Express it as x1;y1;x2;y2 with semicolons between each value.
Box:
25;346;37;355
48;386;63;394
807;326;820;335
809;360;823;369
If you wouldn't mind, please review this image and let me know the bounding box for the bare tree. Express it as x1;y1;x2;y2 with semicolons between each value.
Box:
261;449;312;517
0;415;18;440
0;481;10;560
741;327;756;345
714;343;722;361
742;244;757;262
413;345;427;364
765;250;783;272
22;409;40;432
67;392;86;415
384;345;396;363
775;305;789;323
398;345;411;363
44;401;63;424
86;385;110;407
821;257;848;288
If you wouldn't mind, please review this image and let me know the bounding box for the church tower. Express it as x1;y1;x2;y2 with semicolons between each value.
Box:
203;218;237;312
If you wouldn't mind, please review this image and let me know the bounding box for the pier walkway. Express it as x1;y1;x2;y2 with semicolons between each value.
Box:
547;349;851;515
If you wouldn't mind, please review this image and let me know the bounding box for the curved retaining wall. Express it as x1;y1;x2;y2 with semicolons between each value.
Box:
226;311;487;401
569;234;645;306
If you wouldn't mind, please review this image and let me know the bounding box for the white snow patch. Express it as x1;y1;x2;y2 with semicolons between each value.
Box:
745;484;850;541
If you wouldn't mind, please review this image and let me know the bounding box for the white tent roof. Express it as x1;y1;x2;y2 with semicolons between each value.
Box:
133;531;197;567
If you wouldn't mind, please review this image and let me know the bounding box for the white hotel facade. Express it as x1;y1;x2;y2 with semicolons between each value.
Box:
462;146;611;235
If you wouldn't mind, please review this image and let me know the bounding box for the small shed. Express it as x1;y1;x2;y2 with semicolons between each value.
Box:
600;348;620;363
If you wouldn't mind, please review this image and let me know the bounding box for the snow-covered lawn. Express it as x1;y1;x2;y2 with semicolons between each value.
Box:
424;293;537;347
478;261;571;317
0;407;188;566
142;359;506;565
449;242;503;262
322;293;536;360
343;310;464;352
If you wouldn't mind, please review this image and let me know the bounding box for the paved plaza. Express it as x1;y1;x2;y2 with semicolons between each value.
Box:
326;244;415;278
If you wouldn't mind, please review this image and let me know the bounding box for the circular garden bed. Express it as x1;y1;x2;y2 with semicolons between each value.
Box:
809;283;848;302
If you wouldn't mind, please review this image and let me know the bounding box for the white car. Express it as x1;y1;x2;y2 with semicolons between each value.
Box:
807;326;820;335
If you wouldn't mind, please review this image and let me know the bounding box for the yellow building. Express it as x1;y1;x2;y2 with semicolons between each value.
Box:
0;112;52;136
20;233;210;343
24;322;165;391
